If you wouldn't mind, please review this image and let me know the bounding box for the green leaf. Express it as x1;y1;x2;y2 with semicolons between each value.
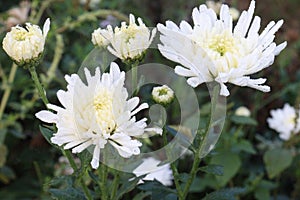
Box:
254;180;277;200
232;140;256;154
132;192;152;200
202;187;246;200
263;148;293;179
210;152;241;187
39;125;53;144
230;115;257;126
199;164;224;176
116;176;142;200
138;180;177;200
49;187;86;200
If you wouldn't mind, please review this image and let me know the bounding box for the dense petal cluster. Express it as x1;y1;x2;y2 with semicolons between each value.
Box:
267;104;300;140
36;62;161;169
2;18;50;63
92;14;156;61
133;157;173;186
158;0;286;96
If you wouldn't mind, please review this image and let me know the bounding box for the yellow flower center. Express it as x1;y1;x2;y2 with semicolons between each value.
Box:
14;30;30;41
208;31;236;56
93;90;116;134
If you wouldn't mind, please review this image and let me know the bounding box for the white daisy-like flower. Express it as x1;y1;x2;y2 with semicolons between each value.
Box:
267;104;300;140
96;14;156;61
91;28;110;47
158;0;286;96
152;85;174;105
2;18;50;64
35;62;162;169
235;106;251;117
133;157;173;186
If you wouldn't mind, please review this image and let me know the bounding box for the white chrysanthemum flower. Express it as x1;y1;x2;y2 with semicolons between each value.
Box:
133;157;173;186
97;14;156;61
267;104;300;140
91;28;110;47
158;0;286;96
35;62;162;169
152;85;174;105
235;106;251;117
2;18;50;64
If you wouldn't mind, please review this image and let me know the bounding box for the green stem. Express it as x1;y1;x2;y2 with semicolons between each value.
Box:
110;170;120;200
132;64;138;95
98;164;108;200
64;150;92;200
56;9;128;33
28;66;49;105
180;84;221;200
0;63;17;120
163;129;183;197
180;144;201;200
44;34;64;88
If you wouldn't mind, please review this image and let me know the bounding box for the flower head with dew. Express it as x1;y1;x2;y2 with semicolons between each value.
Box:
235;106;251;117
267;104;300;141
2;18;50;67
132;157;173;186
152;85;174;105
157;0;286;96
35;62;162;169
93;14;156;63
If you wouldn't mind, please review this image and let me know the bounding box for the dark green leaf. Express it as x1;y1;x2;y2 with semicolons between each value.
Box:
116;176;142;200
49;187;86;200
138;180;177;200
232;140;256;154
39;125;53;144
210;152;241;187
230;116;257;126
263;148;293;179
202;187;246;200
199;164;224;176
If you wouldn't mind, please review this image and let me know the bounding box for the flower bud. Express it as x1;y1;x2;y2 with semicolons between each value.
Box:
152;85;174;105
235;106;251;117
2;18;50;68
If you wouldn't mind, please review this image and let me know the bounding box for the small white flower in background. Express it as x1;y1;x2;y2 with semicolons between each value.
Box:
133;157;173;186
229;7;240;21
36;62;161;169
267;104;300;140
91;28;110;47
54;156;81;176
152;85;174;105
2;18;50;64
94;14;156;61
235;106;251;117
206;0;222;14
158;0;286;96
206;1;240;21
